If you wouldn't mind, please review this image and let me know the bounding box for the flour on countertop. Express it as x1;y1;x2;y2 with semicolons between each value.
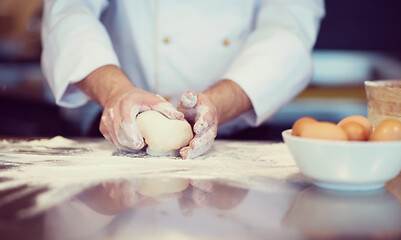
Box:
0;136;299;217
1;136;77;147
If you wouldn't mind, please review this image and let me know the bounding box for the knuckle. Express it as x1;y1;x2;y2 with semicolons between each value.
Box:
100;116;109;126
120;98;131;107
99;124;106;134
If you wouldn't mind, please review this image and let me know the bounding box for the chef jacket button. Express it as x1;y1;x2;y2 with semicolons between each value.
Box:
223;39;230;46
163;37;170;44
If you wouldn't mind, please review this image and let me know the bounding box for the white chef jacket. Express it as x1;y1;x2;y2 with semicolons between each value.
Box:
41;0;324;134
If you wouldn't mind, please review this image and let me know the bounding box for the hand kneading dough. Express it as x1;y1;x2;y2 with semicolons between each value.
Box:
136;178;190;197
136;110;193;156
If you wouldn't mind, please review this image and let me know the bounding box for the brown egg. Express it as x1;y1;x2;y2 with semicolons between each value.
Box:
292;117;318;136
370;119;401;141
339;121;370;141
300;122;348;141
337;115;372;137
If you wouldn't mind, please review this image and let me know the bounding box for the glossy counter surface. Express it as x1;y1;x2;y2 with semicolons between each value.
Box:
0;137;400;240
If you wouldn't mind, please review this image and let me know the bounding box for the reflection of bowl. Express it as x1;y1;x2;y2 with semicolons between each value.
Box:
365;80;401;128
282;187;401;238
282;129;401;191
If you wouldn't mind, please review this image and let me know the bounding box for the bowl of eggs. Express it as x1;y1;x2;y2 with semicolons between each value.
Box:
282;115;401;191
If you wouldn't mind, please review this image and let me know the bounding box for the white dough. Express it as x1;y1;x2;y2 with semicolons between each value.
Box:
136;110;193;156
136;178;190;197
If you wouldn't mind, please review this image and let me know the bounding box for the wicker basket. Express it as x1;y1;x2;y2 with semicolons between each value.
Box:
365;80;401;128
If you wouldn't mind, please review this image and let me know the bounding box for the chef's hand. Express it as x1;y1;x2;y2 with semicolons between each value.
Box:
178;91;218;159
100;87;184;151
75;65;184;151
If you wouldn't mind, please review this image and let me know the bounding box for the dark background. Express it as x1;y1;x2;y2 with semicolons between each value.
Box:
316;0;401;52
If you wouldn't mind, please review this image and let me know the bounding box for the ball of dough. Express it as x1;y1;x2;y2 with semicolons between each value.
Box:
136;178;190;197
136;110;193;156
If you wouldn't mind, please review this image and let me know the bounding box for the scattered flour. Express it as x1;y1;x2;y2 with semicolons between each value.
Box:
0;136;299;217
1;136;77;147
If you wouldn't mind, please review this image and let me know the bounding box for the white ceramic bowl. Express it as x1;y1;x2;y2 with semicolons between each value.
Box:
282;129;401;191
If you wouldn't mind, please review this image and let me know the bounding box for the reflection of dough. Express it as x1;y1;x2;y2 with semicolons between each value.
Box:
136;110;193;156
136;178;190;197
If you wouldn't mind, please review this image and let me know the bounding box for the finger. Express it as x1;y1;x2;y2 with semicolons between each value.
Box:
177;106;197;123
101;108;125;150
180;125;215;159
113;107;138;150
179;91;197;109
180;109;217;159
182;141;214;159
120;104;145;149
115;121;138;150
114;124;134;149
177;91;199;123
193;104;216;135
119;122;144;149
179;146;191;159
102;133;112;144
99;115;113;143
190;124;217;150
155;94;167;101
152;102;184;120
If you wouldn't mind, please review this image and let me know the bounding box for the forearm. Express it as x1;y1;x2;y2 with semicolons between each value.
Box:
204;79;252;125
76;65;135;107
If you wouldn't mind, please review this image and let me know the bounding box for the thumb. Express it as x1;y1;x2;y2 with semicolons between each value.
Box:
179;91;197;109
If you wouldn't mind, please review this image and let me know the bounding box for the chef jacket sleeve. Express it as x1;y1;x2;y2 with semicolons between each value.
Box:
41;0;120;108
222;0;325;126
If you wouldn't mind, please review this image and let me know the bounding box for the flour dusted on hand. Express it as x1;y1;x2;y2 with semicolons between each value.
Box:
136;110;193;156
